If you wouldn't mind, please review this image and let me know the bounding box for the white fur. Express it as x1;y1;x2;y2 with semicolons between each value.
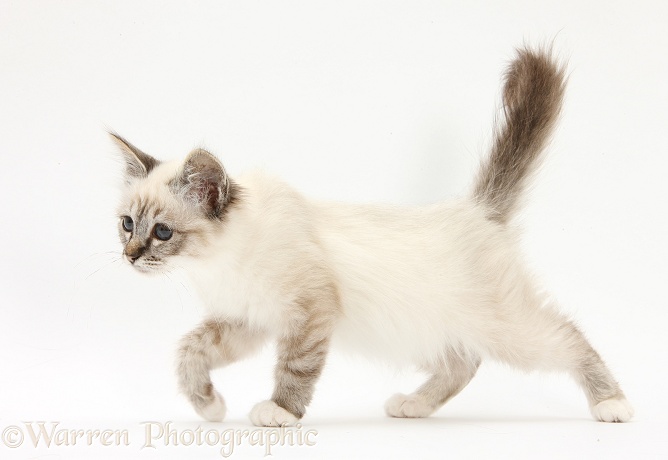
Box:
249;400;299;427
592;398;634;423
196;390;227;422
385;393;435;418
177;172;551;367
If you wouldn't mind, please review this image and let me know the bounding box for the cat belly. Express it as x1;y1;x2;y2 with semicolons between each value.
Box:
330;293;489;367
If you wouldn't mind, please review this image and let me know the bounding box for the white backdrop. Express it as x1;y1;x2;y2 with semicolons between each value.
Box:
1;1;667;458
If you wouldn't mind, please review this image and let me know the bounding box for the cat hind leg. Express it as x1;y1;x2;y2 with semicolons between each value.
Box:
385;348;481;418
490;302;633;423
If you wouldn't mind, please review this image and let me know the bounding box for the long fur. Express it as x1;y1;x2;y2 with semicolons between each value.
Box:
474;47;566;223
113;47;633;426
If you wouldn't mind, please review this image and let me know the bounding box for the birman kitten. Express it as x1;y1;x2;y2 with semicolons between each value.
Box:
112;47;633;426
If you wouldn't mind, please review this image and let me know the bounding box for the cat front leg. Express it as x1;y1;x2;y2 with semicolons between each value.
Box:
177;318;266;422
249;331;330;427
250;295;337;427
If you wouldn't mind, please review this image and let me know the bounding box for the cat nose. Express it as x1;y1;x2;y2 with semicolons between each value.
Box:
124;242;146;264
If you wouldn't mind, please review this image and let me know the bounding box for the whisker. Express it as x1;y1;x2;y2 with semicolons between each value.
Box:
164;266;201;316
163;270;186;314
84;257;122;280
74;250;122;269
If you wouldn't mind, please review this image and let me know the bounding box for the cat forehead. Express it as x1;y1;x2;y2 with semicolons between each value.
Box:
122;160;182;214
144;159;182;185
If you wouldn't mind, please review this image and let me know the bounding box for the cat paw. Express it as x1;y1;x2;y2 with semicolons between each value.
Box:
195;390;227;422
591;397;634;423
385;393;434;418
249;400;299;427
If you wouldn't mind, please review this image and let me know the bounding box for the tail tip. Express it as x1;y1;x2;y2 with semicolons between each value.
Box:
503;46;566;112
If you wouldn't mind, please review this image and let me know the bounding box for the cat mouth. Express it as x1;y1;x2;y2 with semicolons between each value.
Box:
132;264;165;276
133;264;155;273
126;257;165;274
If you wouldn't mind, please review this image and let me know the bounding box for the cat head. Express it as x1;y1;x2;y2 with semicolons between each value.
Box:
111;133;238;273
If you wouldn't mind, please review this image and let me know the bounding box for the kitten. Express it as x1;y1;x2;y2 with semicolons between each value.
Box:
112;47;633;426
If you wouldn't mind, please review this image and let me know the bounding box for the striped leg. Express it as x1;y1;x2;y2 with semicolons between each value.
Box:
177;318;266;421
249;302;335;427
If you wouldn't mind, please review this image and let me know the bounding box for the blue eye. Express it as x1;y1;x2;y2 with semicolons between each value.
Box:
122;216;134;232
154;223;173;241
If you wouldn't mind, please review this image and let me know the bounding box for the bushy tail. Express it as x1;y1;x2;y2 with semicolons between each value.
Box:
473;47;566;224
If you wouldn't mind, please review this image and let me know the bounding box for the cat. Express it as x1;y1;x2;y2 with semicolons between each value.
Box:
112;46;633;426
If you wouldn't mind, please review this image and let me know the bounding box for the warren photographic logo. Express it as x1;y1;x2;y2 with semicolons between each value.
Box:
1;422;130;449
1;421;318;457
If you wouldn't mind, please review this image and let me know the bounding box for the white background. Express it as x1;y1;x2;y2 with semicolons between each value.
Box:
1;0;667;458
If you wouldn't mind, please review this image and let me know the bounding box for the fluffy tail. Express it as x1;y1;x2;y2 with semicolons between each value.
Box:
473;47;566;224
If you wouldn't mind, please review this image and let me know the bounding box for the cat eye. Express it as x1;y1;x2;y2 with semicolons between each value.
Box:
121;216;134;232
153;223;173;241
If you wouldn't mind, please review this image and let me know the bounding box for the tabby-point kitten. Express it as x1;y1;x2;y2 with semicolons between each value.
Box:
113;47;633;426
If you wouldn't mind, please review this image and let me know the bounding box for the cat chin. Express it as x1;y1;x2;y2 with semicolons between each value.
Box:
131;264;165;275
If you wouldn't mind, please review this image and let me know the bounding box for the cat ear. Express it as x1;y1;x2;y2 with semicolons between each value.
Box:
109;132;159;179
174;148;234;219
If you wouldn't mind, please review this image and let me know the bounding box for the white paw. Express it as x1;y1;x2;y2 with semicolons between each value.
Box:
195;390;227;422
249;400;299;427
592;397;634;423
385;393;434;418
